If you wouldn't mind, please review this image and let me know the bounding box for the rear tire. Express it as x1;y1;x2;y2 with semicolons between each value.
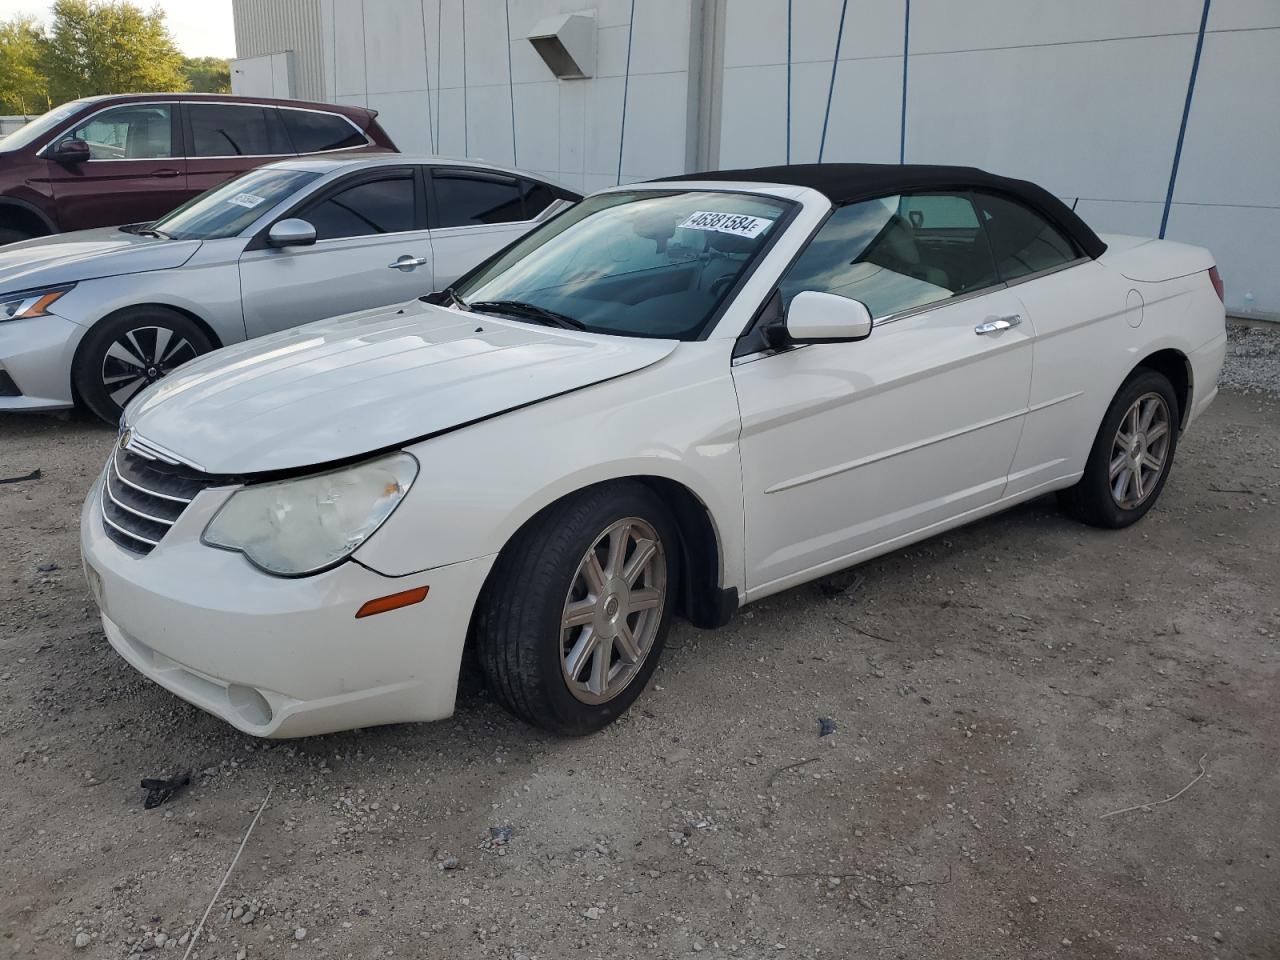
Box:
0;227;33;246
72;307;213;424
474;481;681;736
1058;369;1180;528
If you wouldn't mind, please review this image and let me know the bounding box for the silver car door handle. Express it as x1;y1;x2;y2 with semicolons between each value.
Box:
975;314;1023;335
388;255;429;271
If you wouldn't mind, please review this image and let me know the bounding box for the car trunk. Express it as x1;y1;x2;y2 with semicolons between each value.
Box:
1096;234;1215;283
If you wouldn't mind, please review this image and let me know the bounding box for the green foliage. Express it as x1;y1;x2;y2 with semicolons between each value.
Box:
183;56;231;94
0;15;50;115
41;0;190;103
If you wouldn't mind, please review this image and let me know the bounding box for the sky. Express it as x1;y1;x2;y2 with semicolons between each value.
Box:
0;0;236;58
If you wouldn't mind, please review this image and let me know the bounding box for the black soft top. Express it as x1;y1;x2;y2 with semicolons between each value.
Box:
657;163;1106;259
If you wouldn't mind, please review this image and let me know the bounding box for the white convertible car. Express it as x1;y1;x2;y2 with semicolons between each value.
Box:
80;164;1226;737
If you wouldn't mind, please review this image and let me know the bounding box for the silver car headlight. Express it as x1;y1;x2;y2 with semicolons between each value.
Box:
202;452;418;577
0;284;74;322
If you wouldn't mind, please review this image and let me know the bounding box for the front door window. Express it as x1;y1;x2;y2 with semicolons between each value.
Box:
58;104;175;160
778;191;999;319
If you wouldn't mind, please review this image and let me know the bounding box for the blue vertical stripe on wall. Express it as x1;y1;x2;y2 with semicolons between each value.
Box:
785;0;793;164
1160;0;1211;239
818;0;849;162
899;0;910;163
420;0;435;152
617;0;636;184
505;0;517;165
435;0;442;149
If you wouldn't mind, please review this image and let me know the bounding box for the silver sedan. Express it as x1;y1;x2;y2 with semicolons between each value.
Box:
0;155;578;421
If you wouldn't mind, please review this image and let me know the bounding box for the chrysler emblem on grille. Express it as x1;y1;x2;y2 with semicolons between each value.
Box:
118;428;133;453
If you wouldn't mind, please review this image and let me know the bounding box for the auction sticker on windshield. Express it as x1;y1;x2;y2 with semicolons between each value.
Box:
678;211;774;239
227;193;267;209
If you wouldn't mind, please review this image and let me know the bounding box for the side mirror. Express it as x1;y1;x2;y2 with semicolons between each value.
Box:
784;290;873;343
50;138;91;165
267;218;317;248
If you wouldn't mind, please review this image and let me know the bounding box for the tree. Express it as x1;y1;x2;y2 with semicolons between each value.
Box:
43;0;189;103
183;56;231;94
0;16;50;115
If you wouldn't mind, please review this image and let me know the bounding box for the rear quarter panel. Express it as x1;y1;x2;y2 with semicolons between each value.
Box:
1004;256;1224;498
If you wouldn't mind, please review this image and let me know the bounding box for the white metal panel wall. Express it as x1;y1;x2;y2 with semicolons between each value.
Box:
232;0;326;100
1165;6;1280;319
719;0;906;168
716;0;1279;319
307;0;702;194
231;52;296;98
231;0;1279;317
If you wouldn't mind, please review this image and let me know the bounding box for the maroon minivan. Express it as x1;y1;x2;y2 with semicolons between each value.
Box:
0;93;397;244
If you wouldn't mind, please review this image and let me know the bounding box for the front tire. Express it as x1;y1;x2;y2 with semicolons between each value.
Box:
73;307;213;424
474;481;681;736
0;227;34;246
1058;369;1180;528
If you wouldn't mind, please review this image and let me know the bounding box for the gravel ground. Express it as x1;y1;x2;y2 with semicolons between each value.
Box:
1220;323;1280;396
1;324;1277;959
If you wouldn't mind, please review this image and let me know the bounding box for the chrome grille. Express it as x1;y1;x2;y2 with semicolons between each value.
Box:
100;444;222;555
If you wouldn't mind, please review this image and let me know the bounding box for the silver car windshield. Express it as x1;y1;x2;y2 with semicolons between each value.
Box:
0;101;86;152
455;190;790;340
150;168;321;241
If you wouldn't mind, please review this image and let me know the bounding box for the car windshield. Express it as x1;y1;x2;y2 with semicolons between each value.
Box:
455;190;790;340
0;100;87;152
150;167;321;241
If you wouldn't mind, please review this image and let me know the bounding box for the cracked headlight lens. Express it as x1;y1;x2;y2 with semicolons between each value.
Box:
203;452;418;576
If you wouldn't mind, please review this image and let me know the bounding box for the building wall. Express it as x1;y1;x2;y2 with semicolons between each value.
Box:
232;0;326;101
235;0;704;195
232;0;1280;319
231;51;297;98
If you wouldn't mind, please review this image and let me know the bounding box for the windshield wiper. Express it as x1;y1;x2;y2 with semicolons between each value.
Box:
134;226;171;239
468;299;586;330
443;287;470;311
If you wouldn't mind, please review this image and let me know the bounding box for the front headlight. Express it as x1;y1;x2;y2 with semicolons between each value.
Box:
202;452;418;577
0;284;74;322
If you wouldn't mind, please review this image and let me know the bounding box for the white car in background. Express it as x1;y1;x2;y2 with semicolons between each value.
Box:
80;163;1226;738
0;155;578;421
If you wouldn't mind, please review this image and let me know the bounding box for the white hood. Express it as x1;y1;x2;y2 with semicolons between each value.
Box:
126;299;677;475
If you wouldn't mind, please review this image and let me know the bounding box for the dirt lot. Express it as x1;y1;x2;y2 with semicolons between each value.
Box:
1;360;1277;958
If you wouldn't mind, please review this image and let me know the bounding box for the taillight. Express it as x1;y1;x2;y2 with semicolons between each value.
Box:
1208;265;1224;303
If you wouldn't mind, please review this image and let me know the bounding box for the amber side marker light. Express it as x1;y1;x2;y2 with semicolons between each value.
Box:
355;585;429;619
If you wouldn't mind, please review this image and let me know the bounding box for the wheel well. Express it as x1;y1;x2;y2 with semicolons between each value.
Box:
478;476;736;636
69;303;223;405
632;476;736;629
1135;349;1191;428
0;203;53;239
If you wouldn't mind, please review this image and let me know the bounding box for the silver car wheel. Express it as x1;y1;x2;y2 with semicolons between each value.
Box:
1109;391;1172;509
101;326;197;407
560;517;667;705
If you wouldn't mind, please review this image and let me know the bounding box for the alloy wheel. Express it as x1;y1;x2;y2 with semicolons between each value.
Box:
560;517;667;705
100;326;197;408
1109;391;1172;509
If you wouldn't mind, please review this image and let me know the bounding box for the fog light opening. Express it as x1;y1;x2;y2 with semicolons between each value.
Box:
227;684;273;727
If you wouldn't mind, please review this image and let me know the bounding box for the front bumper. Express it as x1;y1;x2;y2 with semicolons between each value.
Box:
80;472;495;738
0;313;84;411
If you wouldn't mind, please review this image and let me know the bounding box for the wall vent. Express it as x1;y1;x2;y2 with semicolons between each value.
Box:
527;12;596;80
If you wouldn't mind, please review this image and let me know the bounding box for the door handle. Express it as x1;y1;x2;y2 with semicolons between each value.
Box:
152;168;181;178
388;255;429;271
975;314;1023;335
